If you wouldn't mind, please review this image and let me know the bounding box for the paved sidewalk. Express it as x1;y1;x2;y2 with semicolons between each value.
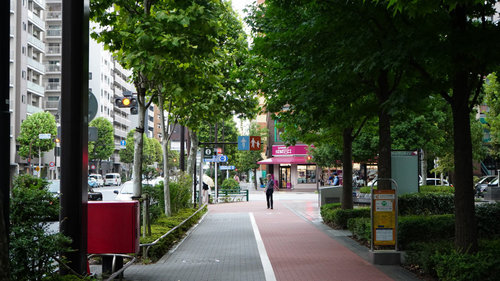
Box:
121;193;419;281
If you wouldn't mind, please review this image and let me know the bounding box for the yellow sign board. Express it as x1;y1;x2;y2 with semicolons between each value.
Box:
373;189;396;246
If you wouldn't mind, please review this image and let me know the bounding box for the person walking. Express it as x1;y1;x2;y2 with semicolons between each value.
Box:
265;174;276;209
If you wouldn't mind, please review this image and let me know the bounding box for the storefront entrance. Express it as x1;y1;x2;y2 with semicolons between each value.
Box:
280;166;291;189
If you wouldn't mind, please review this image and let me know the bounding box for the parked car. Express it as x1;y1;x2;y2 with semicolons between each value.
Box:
47;179;102;201
114;180;134;201
47;180;60;196
476;175;497;194
425;178;451;186
89;174;104;187
105;173;122;186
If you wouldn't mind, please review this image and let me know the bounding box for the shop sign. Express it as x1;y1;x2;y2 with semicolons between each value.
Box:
272;145;310;156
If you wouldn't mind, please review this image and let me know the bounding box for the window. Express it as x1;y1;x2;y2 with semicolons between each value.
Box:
89;72;92;80
48;96;59;101
297;165;317;184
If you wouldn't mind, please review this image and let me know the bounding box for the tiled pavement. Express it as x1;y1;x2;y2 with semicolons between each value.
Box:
120;191;419;281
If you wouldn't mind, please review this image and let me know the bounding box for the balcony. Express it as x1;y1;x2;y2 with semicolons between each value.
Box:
32;0;46;9
46;29;62;38
27;57;45;74
27;104;44;115
46;11;62;21
28;10;45;31
27;34;45;52
47;46;61;55
45;64;61;73
46;82;61;92
45;100;59;110
27;81;45;96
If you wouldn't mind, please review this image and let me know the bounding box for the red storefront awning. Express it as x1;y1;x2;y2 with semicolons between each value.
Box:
257;156;313;165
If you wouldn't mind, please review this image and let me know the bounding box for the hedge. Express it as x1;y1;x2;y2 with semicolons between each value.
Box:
398;193;454;215
419;185;454;194
322;207;370;229
348;214;455;250
141;206;207;262
476;202;500;237
405;239;500;281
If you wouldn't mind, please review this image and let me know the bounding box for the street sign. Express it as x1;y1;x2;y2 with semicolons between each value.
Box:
217;155;228;162
120;140;126;146
203;147;214;159
203;156;218;162
216;147;223;155
219;165;235;170
250;136;261;151
49;162;55;167
90;164;96;170
39;133;52;139
238;136;249;151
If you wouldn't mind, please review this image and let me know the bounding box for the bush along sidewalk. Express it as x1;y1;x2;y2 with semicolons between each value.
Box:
139;205;207;262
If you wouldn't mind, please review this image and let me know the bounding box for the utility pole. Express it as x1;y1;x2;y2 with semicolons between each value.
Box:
60;0;89;275
180;125;185;171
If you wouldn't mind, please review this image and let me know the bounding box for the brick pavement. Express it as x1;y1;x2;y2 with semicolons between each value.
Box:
120;193;419;281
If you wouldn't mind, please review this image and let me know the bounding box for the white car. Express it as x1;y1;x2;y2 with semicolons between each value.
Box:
89;174;104;187
425;178;451;186
105;173;122;186
113;180;134;201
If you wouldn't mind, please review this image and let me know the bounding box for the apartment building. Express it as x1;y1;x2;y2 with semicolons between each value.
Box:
9;0;47;177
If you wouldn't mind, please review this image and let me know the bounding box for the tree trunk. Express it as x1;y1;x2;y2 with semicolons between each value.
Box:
451;78;477;253
377;71;392;190
132;88;146;198
187;130;198;176
421;149;427;186
342;127;354;209
158;94;171;216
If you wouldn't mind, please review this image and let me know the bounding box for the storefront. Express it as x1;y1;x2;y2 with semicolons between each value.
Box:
257;145;317;190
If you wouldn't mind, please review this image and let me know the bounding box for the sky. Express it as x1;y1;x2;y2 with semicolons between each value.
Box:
231;0;255;19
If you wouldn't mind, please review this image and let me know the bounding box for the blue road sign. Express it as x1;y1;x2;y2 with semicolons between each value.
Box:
217;155;228;162
120;140;126;146
238;136;250;151
220;165;235;170
203;156;218;162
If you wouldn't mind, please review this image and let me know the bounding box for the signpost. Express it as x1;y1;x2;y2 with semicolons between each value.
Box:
238;136;249;151
250;136;261;151
219;165;235;170
370;178;400;265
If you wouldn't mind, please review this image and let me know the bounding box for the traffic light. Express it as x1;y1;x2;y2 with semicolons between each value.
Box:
115;95;138;115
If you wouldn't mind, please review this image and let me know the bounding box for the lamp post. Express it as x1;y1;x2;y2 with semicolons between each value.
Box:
54;137;60;179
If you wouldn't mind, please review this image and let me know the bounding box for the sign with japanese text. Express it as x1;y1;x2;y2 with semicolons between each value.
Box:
372;189;396;246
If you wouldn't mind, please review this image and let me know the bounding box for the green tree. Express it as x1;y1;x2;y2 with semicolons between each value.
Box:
17;112;57;175
385;0;500;253
484;73;500;159
88;117;114;174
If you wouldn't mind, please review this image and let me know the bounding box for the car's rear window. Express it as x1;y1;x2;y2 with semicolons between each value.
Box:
106;175;115;179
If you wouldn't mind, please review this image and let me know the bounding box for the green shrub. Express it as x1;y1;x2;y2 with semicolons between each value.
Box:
404;240;454;276
398;193;454;215
169;173;192;213
419;185;454;193
398;215;455;249
221;178;240;189
320;203;341;213
142;206;207;262
322;207;370;229
10;175;72;281
434;240;500;281
476;202;500;237
347;217;371;241
359;186;374;193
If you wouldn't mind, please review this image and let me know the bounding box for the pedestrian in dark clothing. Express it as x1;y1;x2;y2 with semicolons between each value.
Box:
265;174;276;209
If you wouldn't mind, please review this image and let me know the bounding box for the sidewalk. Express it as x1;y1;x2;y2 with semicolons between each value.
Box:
121;192;419;281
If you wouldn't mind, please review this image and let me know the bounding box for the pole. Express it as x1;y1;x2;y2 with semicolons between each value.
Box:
180;125;185;171
0;0;11;277
215;162;218;204
38;147;41;178
60;0;89;275
199;155;203;204
193;148;197;208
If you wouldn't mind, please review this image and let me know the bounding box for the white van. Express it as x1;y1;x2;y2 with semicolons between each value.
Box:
89;174;104;187
105;173;122;186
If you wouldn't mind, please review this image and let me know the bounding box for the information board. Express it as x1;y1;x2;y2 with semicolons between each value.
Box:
372;189;396;246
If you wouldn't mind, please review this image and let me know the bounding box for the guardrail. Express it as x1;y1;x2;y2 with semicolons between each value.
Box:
87;253;136;281
195;188;249;203
140;203;207;259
